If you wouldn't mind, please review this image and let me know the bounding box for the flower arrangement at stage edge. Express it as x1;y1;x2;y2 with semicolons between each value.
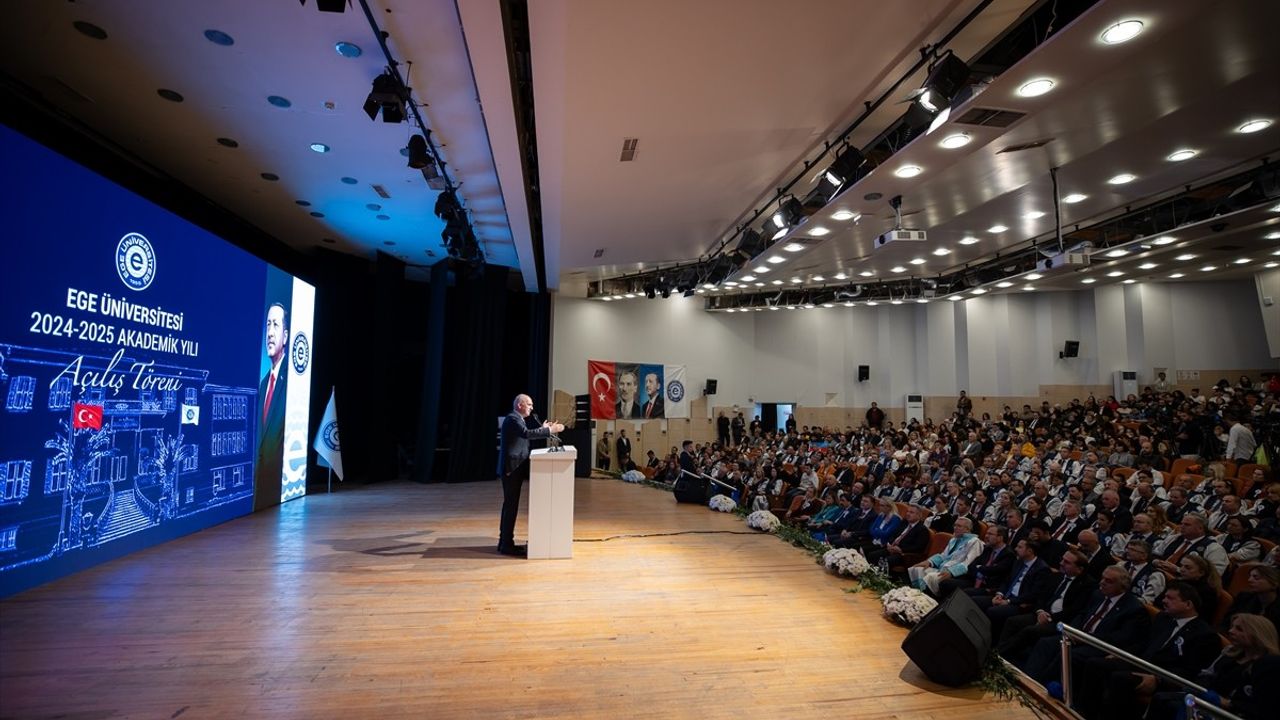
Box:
880;586;938;626
709;494;736;512
746;509;781;533
822;548;870;577
621;470;646;483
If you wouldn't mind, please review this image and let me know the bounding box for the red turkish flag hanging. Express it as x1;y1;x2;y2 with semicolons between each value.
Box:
588;360;616;419
72;402;103;430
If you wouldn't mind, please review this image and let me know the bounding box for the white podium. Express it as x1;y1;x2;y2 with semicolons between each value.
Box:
527;446;577;559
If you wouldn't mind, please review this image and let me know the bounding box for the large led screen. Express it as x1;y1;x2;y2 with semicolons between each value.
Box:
0;124;314;597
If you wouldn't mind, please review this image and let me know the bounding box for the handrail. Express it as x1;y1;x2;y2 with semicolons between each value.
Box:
1185;693;1244;720
1055;623;1245;720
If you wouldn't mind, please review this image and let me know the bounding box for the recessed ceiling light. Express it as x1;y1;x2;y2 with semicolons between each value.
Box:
1233;258;1251;265
601;296;612;302
1273;204;1280;212
1273;249;1280;256
1168;273;1185;279
809;226;830;236
1105;249;1128;258
754;266;770;273
949;296;963;302
310;142;330;153
335;41;363;58
832;210;860;221
625;293;637;298
971;288;988;295
723;281;738;287
1024;273;1043;281
812;275;825;282
803;303;816;309
784;243;805;252
1199;265;1217;272
1267;262;1279;268
1018;78;1055;97
769;306;779;311
791;277;802;283
866;301;878;307
771;279;784;285
940;133;971;149
1152;236;1176;245
755;282;765;287
1108;173;1137;184
1175;254;1197;261
1101;19;1145;44
933;247;951;256
767;255;786;263
1166;149;1198;162
909;257;926;265
702;283;716;289
988;225;1008;233
1107;271;1124;277
726;308;736;313
843;302;855;307
959;236;980;245
1237;119;1273;134
996;281;1014;288
859;270;875;277
895;165;923;178
917;299;929;304
1024;211;1045;220
834;272;848;280
1081;278;1096;284
1023;285;1035;291
890;300;903;305
891;266;907;273
1063;193;1088;204
1265;232;1280;240
1138;263;1158;270
1123;279;1136;285
740;274;757;282
822;303;835;308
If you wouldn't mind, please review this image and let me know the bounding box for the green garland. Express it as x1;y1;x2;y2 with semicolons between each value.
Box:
608;475;1046;714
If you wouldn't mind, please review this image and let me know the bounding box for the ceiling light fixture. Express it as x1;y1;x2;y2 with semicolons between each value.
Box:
834;272;848;280
996;281;1013;288
1166;149;1198;162
1267;262;1279;268
1233;258;1251;265
1024;273;1043;281
859;270;875;277
971;288;988;295
771;279;784;285
866;301;878;307
753;266;770;273
363;71;407;123
1100;19;1145;44
702;283;715;290
1024;211;1045;220
1104;249;1128;258
1237;119;1273;134
1017;78;1055;97
808;226;830;237
770;196;805;240
740;274;757;282
940;133;971;149
911;52;972;114
1081;278;1096;284
309;142;330;153
1265;232;1280;240
1108;173;1137;184
988;225;1008;233
909;257;926;265
1152;236;1176;245
1023;285;1035;291
823;146;867;187
891;300;903;306
1199;266;1217;272
895;165;923;178
1169;273;1185;279
1123;279;1136;285
790;277;802;284
783;243;805;252
1175;254;1196;261
832;210;860;222
1107;271;1124;277
1063;193;1088;204
1138;263;1158;270
933;247;951;256
767;255;786;263
891;266;907;273
949;296;963;302
812;275;825;282
959;236;980;245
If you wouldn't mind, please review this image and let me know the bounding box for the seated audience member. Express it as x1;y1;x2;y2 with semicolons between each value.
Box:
909;517;983;596
829;495;881;548
807;493;850;540
1154;513;1229;578
997;548;1096;666
1219;564;1280;631
967;539;1052;640
1147;613;1280;720
1022;567;1150;684
784;487;823;526
1078;582;1221;720
1048;499;1088;544
1156;553;1223;623
1219;516;1262;566
1025;521;1068;568
1120;539;1166;604
864;505;930;574
923;495;955;533
937;525;1012;599
852;498;905;552
1075;529;1114;580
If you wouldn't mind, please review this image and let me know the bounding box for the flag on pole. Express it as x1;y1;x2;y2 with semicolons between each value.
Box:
663;364;689;418
180;404;200;425
313;389;343;480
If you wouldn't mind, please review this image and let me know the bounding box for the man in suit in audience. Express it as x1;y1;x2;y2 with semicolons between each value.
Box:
1026;521;1068;568
1077;582;1221;720
997;549;1096;666
1075;529;1115;580
940;525;1013;598
968;538;1052;640
864;504;929;573
1048;499;1088;544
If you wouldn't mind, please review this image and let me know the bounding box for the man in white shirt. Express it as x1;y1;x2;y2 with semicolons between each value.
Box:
1224;414;1257;462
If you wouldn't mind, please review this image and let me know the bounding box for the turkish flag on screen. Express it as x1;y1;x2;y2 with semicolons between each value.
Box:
72;402;103;430
588;360;616;419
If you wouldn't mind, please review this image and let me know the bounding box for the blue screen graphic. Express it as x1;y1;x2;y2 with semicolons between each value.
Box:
0;124;313;597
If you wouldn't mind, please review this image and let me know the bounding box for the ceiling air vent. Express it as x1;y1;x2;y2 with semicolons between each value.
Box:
620;137;639;162
953;107;1026;128
998;138;1054;154
371;184;391;199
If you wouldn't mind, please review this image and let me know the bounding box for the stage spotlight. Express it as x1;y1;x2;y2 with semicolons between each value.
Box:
730;228;767;264
300;0;348;12
911;52;970;114
644;283;657;299
407;134;432;169
771;196;805;240
824;145;866;188
363;71;406;123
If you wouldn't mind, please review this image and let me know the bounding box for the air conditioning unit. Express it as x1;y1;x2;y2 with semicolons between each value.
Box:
905;394;924;423
876;229;928;248
1037;251;1089;273
1113;370;1138;399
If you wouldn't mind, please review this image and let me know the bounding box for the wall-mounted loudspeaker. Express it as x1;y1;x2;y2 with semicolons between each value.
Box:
704;379;718;395
1059;340;1080;359
857;365;870;382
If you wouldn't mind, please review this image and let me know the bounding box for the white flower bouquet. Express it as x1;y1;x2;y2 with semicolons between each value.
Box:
709;494;737;512
746;510;781;532
822;548;870;577
880;586;938;626
621;470;646;483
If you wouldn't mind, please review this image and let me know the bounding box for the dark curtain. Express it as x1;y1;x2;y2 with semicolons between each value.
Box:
412;262;449;483
442;266;510;483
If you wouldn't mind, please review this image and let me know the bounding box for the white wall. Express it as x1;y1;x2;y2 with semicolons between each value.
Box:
551;279;1276;408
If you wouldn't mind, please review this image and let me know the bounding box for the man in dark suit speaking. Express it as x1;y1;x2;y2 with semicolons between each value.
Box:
497;394;564;557
254;302;288;511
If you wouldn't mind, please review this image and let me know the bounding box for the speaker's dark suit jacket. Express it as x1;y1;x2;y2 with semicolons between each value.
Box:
254;362;288;510
497;412;552;477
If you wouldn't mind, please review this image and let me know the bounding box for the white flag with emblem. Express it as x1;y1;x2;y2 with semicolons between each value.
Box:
313;388;343;480
663;364;688;418
180;403;200;425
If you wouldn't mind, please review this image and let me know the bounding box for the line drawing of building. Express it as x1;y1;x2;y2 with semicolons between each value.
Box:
0;343;257;576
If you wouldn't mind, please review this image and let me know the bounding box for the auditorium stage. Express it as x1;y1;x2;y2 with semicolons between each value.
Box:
0;479;1034;719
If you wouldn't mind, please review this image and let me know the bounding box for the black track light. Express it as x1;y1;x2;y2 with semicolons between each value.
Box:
911;52;970;114
363;71;406;123
300;0;348;12
824;145;866;188
770;197;805;240
407;134;432;169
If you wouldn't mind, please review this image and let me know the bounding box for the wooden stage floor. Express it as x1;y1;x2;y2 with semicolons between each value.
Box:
1;479;1035;719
